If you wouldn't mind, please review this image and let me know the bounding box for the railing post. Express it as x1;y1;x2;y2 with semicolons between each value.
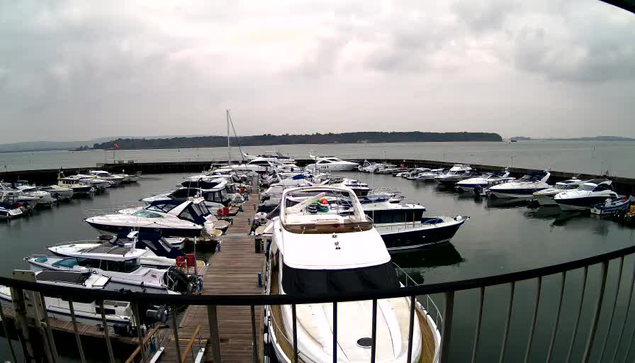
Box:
581;261;609;363
566;266;589;363
171;305;182;363
132;303;148;363
0;302;18;363
471;287;485;363
614;260;635;363
10;287;36;362
599;257;624;362
98;300;116;363
292;304;298;363
207;305;222;363
498;282;515;363
407;295;416;363
546;272;566;363
68;298;87;363
37;293;58;363
371;299;378;363
440;291;455;363
251;305;258;363
523;277;542;363
333;302;338;363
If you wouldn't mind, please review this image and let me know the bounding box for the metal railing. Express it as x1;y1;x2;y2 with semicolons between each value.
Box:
2;244;635;362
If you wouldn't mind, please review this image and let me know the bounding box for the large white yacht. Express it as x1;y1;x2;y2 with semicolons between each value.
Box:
455;171;514;193
305;155;359;172
554;179;618;211
264;186;440;363
89;170;125;187
488;171;551;199
434;164;474;185
532;178;585;206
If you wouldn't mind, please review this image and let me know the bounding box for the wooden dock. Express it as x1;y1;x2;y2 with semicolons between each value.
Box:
158;191;265;363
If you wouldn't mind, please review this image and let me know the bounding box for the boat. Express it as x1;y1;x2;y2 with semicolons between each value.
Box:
85;198;219;237
27;242;197;294
263;186;440;363
404;168;431;180
143;178;233;210
305;155;359;172
326;177;370;197
434;164;474;186
14;184;56;207
416;168;445;182
488;171;551;199
374;216;469;252
57;175;95;196
532;178;585;206
455;170;515;193
243;151;296;164
39;185;74;200
590;196;631;216
0;202;23;220
361;199;427;223
0;184;40;210
89;170;125;187
74;174;113;191
554;179;619;211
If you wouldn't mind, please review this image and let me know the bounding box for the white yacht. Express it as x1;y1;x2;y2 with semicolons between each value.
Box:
89;170;125;187
488;171;551;199
75;173;112;191
416;169;445;182
57;175;95;196
456;171;515;193
0;203;23;220
39;185;74;200
243;151;296;164
434;164;474;185
264;186;440;363
554;180;618;211
305;155;359;172
532;178;585;206
403;168;431;180
85;198;218;237
328;178;370;197
15;185;56;207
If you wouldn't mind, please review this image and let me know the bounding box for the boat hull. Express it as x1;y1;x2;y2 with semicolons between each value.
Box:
489;188;546;199
376;217;468;252
556;196;616;211
86;221;202;238
533;194;558;206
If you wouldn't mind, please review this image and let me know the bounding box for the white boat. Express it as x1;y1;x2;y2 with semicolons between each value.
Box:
0;203;23;220
75;174;113;191
403;168;431;180
416;168;445;182
243;151;296;164
434;164;474;185
57;175;95;195
305;155;359;172
488;171;551;199
89;170;125;186
264;186;440;363
456;171;515;193
0;184;40;209
39;185;74;200
15;185;56;207
554;180;618;211
85;198;218;237
590;196;631;216
532;178;585;206
327;178;370;196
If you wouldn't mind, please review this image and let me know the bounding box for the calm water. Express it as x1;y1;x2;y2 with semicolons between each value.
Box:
2;140;635;178
0;172;634;361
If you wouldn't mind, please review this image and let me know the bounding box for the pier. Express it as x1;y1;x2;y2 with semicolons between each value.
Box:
157;184;265;363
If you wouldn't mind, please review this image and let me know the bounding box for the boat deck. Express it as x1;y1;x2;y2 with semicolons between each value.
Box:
158;188;265;363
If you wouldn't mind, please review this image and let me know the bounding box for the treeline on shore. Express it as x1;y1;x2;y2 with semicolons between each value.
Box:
92;131;502;150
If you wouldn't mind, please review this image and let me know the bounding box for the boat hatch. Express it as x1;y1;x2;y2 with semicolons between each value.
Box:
87;244;130;256
37;271;90;285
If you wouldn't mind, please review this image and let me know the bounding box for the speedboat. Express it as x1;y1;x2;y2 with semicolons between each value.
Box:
532;178;585;206
434;164;474;186
263;186;440;363
75;174;113;191
0;203;23;220
590;196;631;216
327;178;370;197
305;155;359;172
15;185;56;207
404;168;431;180
488;171;551;199
416;168;444;182
57;175;94;196
243;151;296;164
374;215;469;252
39;185;74;200
554;180;619;211
0;184;40;210
456;171;515;193
89;170;125;187
85;198;218;237
143;178;233;210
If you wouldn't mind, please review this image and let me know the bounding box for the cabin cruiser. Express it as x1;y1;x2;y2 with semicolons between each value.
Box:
488;171;551;199
554;180;619;211
0;203;23;220
0;184;40;209
89;170;125;187
327;178;370;197
590;196;631;216
27;243;197;294
85;198;219;237
264;186;439;363
305;155;359;172
243;151;296;164
57;175;95;196
74;174;112;191
39;185;74;200
361;199;427;223
143;179;232;210
434;164;474;185
14;185;56;207
416;168;445;182
403;168;431;180
455;171;515;193
532;178;585;206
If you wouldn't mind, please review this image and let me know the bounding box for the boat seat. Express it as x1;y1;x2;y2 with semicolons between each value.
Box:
35;256;48;263
52;258;79;268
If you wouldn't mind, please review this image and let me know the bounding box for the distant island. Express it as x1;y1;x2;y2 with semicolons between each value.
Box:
510;136;635;142
91;132;503;150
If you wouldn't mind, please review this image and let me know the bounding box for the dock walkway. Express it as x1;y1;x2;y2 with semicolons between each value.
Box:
158;191;264;363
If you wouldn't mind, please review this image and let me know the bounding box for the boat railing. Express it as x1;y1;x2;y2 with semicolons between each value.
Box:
3;243;635;362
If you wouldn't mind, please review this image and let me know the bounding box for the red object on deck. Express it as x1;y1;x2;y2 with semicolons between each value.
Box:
176;256;186;268
186;254;196;267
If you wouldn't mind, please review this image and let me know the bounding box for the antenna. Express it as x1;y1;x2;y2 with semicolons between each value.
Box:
226;109;231;165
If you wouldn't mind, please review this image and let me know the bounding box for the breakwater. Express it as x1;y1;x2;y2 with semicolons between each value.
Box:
2;158;635;195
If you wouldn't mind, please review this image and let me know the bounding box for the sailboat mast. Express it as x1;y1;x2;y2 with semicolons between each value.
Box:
226;109;232;165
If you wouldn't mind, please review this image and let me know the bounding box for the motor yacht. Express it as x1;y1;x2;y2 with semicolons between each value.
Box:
488;171;551;199
85;198;218;237
264;186;440;363
305;155;359;172
15;184;56;207
327;178;370;197
39;185;74;200
590;196;631;216
0;184;40;209
532;178;585;206
434;164;474;186
416;169;445;182
57;175;95;196
89;170;125;187
75;174;112;191
143;178;232;210
243;151;296;164
455;171;515;193
0;203;23;220
403;168;431;180
554;180;619;211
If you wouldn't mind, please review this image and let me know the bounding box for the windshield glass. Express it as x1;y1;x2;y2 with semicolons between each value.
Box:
579;184;596;191
282;262;399;294
134;210;163;218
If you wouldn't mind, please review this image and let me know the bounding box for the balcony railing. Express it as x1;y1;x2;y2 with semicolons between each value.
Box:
1;243;635;362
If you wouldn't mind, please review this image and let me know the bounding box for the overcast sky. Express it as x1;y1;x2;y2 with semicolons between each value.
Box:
0;0;634;143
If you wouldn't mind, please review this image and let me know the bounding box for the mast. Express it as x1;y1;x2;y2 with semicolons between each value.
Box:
226;109;231;165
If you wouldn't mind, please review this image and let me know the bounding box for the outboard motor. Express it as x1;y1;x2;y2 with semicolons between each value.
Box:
146;305;169;324
165;267;198;294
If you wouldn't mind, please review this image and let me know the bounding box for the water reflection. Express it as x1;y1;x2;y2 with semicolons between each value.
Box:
485;197;530;209
392;243;465;284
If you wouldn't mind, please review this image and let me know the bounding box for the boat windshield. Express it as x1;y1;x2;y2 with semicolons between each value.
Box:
579;184;596;191
134;210;164;218
282;262;399;295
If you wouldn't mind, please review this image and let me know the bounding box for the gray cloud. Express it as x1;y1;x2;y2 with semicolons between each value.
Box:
0;0;634;143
